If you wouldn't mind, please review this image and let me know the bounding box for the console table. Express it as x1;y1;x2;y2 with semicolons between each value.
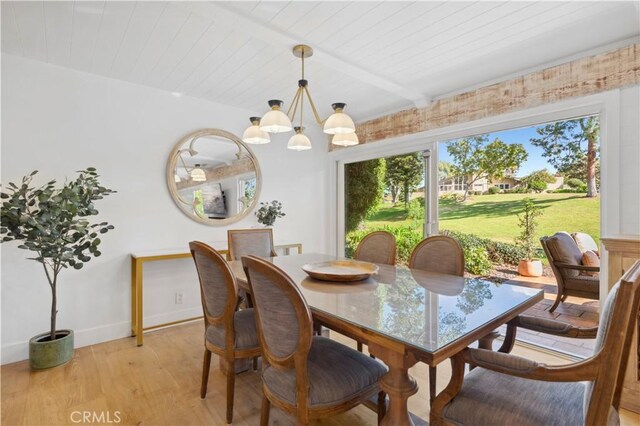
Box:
131;243;303;346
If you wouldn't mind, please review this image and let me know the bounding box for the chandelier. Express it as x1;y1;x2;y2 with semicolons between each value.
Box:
242;44;359;150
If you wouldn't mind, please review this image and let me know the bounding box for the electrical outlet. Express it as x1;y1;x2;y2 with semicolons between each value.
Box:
175;292;184;304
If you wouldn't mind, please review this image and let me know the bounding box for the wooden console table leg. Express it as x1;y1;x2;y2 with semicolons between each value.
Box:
370;343;419;426
131;257;137;337
134;258;144;346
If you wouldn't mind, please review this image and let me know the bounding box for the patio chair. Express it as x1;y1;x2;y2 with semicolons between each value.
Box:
541;232;600;312
430;260;640;426
242;255;387;425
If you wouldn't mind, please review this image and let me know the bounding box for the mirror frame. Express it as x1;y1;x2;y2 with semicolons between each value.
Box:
166;128;262;226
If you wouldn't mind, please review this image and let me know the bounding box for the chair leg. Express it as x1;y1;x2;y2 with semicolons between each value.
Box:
377;391;387;423
429;366;437;405
201;349;212;399
226;359;235;424
253;356;259;371
549;292;563;312
260;394;270;426
357;341;363;352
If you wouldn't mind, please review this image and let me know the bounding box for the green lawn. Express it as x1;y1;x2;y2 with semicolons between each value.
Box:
366;193;600;245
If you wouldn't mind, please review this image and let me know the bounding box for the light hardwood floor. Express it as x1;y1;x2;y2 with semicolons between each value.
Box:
2;322;639;425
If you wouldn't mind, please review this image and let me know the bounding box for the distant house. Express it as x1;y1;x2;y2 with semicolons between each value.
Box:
439;174;564;194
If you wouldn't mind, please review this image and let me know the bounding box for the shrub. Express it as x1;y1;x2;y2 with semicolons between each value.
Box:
566;178;586;189
346;224;423;264
515;198;543;259
505;186;530;194
549;188;586;194
441;229;528;266
487;186;500;194
464;246;492;275
407;198;425;225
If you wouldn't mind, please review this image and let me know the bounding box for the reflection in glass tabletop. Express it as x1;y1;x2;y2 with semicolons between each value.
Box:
233;253;543;354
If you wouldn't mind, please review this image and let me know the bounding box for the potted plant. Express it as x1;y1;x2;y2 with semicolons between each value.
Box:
1;168;115;369
255;200;285;227
515;197;543;277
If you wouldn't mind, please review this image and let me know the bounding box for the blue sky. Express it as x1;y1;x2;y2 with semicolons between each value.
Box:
438;125;553;177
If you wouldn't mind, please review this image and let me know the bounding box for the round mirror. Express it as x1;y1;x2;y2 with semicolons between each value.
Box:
166;129;261;226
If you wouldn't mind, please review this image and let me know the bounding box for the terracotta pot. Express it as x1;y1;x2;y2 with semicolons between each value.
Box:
518;259;543;277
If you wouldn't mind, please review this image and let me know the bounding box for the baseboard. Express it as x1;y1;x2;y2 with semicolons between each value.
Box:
1;307;203;365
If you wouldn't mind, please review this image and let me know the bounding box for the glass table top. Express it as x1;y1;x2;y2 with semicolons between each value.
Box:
231;253;543;354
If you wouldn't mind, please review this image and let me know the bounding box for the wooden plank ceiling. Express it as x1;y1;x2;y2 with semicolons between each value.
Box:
2;1;639;121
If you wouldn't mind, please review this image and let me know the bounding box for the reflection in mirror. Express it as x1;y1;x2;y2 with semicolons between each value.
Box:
167;129;261;225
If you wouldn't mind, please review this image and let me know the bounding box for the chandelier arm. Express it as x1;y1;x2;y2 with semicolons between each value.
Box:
303;86;326;126
176;151;193;173
287;87;302;121
299;86;304;127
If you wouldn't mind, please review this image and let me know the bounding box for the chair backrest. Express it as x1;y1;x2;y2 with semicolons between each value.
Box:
189;241;237;339
227;228;276;261
242;255;313;368
541;232;583;278
572;232;599;254
409;235;464;276
354;231;396;265
584;261;640;424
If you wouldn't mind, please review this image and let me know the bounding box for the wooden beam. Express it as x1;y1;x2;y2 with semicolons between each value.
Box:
352;44;640;145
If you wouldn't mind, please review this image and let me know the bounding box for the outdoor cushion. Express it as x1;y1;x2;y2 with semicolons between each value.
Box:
572;232;599;255
442;367;587;426
581;251;600;276
262;336;387;408
547;232;584;277
206;309;259;350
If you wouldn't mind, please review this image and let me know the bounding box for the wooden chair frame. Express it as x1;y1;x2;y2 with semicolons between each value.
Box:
227;228;277;261
430;261;640;426
354;230;397;265
540;235;600;312
189;241;261;424
242;255;385;426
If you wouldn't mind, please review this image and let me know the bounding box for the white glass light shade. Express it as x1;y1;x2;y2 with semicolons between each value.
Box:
323;106;355;134
190;167;206;182
242;124;270;144
287;128;312;151
331;132;359;146
174;173;181;182
260;101;292;133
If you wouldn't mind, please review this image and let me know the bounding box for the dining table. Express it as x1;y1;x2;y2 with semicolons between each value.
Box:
228;252;544;426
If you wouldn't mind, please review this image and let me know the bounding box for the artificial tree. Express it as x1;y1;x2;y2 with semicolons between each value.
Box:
1;168;115;341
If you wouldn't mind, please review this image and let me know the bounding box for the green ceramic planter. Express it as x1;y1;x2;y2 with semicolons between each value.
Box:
29;329;74;370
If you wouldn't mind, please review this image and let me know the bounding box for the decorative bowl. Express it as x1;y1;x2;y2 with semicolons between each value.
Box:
301;260;379;282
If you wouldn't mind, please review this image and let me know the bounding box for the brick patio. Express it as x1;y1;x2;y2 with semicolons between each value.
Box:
501;275;599;358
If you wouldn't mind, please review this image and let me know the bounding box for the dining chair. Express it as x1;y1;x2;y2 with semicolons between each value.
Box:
227;228;278;261
409;235;464;276
430;260;640;426
242;255;388;425
541;232;600;312
354;230;397;265
189;241;262;424
409;235;467;404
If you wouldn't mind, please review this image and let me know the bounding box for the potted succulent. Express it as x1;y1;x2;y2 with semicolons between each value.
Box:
515;197;543;277
1;168;115;369
255;200;285;227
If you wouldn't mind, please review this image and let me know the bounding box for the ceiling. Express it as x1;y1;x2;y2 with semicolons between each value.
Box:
2;1;639;122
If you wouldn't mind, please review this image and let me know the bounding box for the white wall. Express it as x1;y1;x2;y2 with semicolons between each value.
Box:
618;86;640;236
1;54;330;364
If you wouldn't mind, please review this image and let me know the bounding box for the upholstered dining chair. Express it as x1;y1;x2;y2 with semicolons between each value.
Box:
189;241;262;424
409;235;464;276
541;232;600;312
409;235;467;404
242;255;388;425
430;261;640;426
354;230;397;265
227;228;277;261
